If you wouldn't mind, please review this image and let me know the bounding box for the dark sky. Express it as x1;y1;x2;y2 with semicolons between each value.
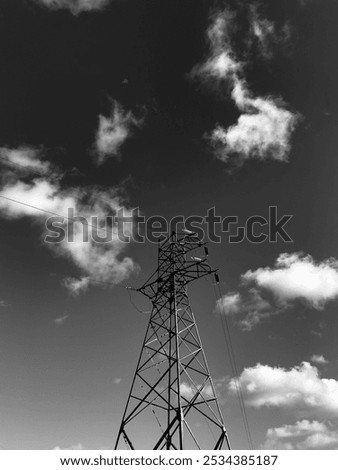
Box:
0;0;338;450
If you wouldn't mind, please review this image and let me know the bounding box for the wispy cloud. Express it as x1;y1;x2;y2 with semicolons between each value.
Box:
229;361;338;418
211;78;297;163
216;292;241;315
216;288;277;331
54;443;84;450
190;7;298;165
34;0;111;15
63;276;90;296
231;357;338;449
219;252;338;330
54;313;69;326
0;146;51;175
310;354;329;366
0;300;10;308
310;330;323;338
179;381;214;401
262;420;338;450
94;100;144;165
297;0;315;6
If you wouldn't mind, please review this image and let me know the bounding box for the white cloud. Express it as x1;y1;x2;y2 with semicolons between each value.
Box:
113;378;122;384
218;252;338;330
54;443;84;450
0;152;137;292
297;0;314;6
216;289;276;331
190;9;239;83
63;276;90;296
190;9;298;164
0;300;10;307
311;355;329;365
238;290;275;331
94;100;144;165
229;362;338;418
216;292;241;315
198;51;239;81
180;382;213;401
310;329;323;338
0;146;50;175
262;420;338;450
248;6;291;61
242;252;338;308
35;0;110;15
211;77;297;163
54;313;70;326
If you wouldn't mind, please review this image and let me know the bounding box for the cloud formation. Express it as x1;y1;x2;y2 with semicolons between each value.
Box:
262;420;338;450
216;288;276;331
180;381;213;401
54;313;70;326
191;8;298;164
229;362;338;418
190;10;239;83
211;78;297;163
216;292;241;315
94;100;144;165
0;150;137;292
242;253;338;309
35;0;110;15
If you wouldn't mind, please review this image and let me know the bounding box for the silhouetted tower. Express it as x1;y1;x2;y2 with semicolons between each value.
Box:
115;232;230;450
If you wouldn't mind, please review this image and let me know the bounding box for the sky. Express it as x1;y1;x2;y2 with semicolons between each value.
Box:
0;0;338;450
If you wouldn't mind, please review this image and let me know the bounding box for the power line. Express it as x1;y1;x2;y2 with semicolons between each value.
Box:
211;277;254;450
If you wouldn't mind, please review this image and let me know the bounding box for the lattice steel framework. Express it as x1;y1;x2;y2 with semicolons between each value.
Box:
115;232;231;450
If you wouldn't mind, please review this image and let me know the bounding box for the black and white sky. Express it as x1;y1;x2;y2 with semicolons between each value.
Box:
1;0;338;450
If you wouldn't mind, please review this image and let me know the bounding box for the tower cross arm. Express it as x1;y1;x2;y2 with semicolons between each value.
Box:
137;260;217;300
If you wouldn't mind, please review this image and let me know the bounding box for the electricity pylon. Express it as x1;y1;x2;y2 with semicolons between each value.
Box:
115;232;230;450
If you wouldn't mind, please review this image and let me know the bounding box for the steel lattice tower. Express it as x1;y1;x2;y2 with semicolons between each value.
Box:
115;232;231;450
